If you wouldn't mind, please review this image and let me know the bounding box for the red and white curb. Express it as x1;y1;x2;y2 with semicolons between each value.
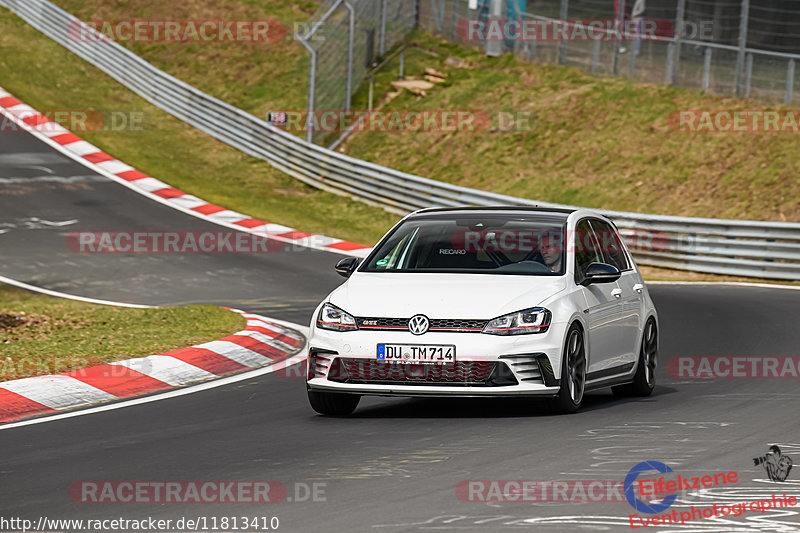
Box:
0;309;305;424
0;86;373;258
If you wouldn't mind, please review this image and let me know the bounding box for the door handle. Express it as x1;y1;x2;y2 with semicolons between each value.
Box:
633;283;644;294
611;288;623;298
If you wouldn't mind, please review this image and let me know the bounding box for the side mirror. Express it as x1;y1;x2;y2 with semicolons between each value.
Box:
335;257;360;278
581;262;621;286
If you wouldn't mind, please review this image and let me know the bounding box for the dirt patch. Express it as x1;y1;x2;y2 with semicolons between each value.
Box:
0;312;90;343
0;314;24;330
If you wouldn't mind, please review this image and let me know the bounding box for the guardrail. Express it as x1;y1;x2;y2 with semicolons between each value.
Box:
3;0;800;280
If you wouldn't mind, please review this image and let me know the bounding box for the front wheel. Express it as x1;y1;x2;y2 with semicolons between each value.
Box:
613;318;657;397
308;389;360;416
552;324;586;414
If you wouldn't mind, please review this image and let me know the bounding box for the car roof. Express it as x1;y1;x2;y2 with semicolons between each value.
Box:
408;206;578;221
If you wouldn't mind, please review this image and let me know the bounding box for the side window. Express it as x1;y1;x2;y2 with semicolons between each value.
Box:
590;219;630;271
574;219;603;282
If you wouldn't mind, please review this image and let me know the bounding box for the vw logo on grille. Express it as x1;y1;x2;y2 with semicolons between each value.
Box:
408;315;430;335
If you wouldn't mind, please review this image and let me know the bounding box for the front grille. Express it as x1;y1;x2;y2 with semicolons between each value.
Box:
356;317;487;333
430;319;487;331
327;358;515;386
357;317;408;329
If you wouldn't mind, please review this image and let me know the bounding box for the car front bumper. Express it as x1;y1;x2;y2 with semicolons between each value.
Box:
306;322;568;397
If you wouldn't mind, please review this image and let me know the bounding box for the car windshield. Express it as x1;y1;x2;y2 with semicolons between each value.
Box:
362;215;566;275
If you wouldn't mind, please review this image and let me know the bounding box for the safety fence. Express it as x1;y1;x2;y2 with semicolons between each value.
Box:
419;0;800;106
295;0;416;144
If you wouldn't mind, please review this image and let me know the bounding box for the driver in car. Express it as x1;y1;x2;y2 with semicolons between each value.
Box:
539;233;563;273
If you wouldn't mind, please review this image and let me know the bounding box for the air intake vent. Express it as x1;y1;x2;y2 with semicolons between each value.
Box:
308;351;335;379
328;358;503;386
500;354;544;383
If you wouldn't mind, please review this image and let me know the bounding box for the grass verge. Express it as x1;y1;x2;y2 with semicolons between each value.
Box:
0;285;246;381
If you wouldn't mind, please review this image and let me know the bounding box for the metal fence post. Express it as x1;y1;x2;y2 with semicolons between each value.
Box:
612;0;625;75
380;0;388;55
369;74;375;110
787;59;795;106
431;0;445;32
344;1;355;111
592;39;601;73
298;37;317;143
702;46;712;92
523;31;537;61
486;0;502;57
735;0;750;97
628;42;637;76
399;48;405;79
670;0;686;85
450;0;459;39
557;0;568;66
744;52;753;97
664;42;674;84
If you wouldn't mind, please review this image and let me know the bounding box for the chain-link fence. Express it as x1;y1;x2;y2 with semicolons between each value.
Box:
416;0;800;106
295;0;417;144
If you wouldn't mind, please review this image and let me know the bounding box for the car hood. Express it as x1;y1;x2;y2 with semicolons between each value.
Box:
328;273;567;319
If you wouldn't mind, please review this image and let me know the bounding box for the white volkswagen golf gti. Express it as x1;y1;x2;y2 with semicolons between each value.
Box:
306;207;658;415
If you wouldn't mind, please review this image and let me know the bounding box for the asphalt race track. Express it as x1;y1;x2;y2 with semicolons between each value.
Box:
2;126;800;532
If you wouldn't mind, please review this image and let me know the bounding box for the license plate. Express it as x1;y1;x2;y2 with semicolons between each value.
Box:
377;344;456;364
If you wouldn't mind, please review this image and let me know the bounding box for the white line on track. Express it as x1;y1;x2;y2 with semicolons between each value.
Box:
0;274;155;308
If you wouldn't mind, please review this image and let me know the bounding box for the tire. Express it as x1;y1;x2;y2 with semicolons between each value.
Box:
613;318;657;397
308;389;360;416
552;323;586;414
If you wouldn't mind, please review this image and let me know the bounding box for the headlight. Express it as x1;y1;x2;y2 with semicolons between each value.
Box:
316;303;358;332
482;307;551;335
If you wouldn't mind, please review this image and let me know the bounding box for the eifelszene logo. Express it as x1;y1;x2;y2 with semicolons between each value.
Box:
624;461;678;514
624;461;738;514
753;445;793;482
